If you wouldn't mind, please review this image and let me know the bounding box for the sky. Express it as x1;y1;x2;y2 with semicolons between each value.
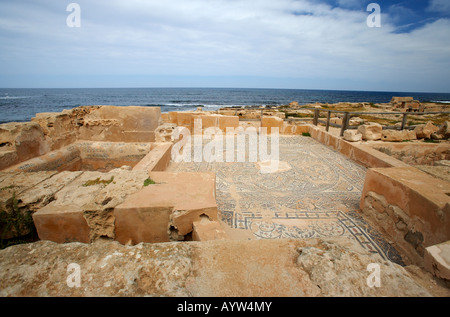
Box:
0;0;450;92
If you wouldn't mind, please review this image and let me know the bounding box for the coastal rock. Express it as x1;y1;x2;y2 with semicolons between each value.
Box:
0;238;444;297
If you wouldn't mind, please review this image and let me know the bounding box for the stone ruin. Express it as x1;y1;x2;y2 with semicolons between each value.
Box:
0;105;449;296
391;96;424;112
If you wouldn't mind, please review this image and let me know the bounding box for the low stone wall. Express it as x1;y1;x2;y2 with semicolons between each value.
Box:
372;143;450;166
0;106;162;171
360;167;450;266
3;141;153;173
308;125;410;168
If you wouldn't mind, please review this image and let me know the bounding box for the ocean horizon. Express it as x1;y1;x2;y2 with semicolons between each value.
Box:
1;87;450;124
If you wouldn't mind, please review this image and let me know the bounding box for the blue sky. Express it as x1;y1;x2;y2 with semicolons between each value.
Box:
0;0;450;92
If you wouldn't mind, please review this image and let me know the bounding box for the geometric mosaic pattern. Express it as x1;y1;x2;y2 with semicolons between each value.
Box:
168;135;404;265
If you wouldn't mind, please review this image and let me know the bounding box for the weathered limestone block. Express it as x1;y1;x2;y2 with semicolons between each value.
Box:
360;167;450;265
261;116;283;134
78;106;161;142
32;112;76;151
381;129;416;142
0;171;58;211
4;237;449;297
132;142;172;172
167;111;178;124
343;130;362;142
373;143;450;166
114;172;218;245
176;112;194;128
349;117;364;126
280;124;310;135
424;240;450;281
160;113;169;122
432;121;450;140
218;115;239;131
76;141;151;172
192;217;229;241
155;123;177;142
198;115;218;130
18;171;83;212
358;122;382;141
0;150;19;171
415;121;439;139
0;122;50;169
4;144;81;173
0;171;58;239
32;169;148;243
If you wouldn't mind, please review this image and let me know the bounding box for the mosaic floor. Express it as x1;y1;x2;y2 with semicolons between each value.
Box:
168;135;404;265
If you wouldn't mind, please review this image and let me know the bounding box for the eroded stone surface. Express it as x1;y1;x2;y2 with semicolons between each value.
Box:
32;168;148;243
0;238;447;297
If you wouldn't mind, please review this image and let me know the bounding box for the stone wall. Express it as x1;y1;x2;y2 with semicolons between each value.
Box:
360;167;450;265
0;106;162;171
372;143;450;166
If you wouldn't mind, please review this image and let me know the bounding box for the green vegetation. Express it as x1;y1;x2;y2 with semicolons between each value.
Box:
302;132;311;137
424;139;440;143
284;112;313;118
144;178;156;186
0;185;17;191
0;193;36;249
82;176;114;187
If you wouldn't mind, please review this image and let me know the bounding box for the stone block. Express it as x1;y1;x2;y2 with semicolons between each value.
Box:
381;129;416;142
261;116;283;134
434;121;450;140
424;240;450;281
32;205;91;243
155;123;177;142
32;112;76;151
199;115;219;130
218;116;239;131
192;218;229;241
0;122;50;166
168;112;178;124
343;130;362;142
0;150;18;171
160;113;169;122
78;106;161;142
177;112;194;127
33;169;148;243
132;142;172;172
358;123;382;141
360;167;450;264
415;121;439;139
114;172;218;244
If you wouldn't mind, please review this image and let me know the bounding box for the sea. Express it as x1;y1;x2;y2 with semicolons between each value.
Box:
1;87;450;124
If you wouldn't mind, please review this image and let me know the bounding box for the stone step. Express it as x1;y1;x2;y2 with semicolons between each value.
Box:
114;172;218;245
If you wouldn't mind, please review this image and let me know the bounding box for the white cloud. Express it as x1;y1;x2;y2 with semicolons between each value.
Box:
428;0;450;14
0;0;450;91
